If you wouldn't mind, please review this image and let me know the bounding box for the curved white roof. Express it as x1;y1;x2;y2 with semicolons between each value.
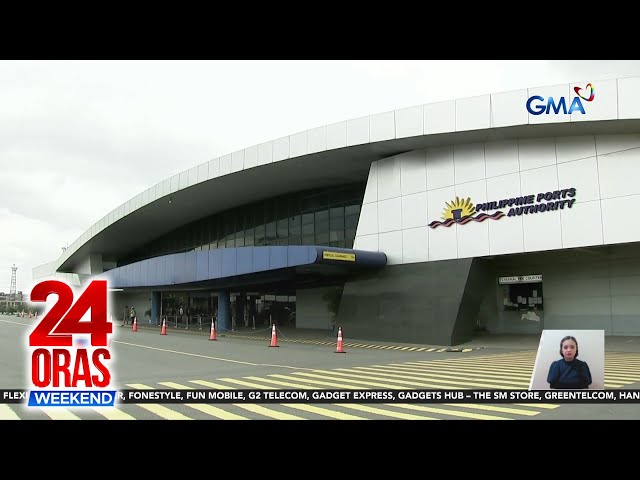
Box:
46;75;640;274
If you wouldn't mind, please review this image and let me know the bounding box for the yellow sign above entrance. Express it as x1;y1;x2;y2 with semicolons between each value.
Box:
323;251;356;262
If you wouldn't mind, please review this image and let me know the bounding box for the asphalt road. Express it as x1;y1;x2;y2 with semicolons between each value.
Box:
2;314;640;420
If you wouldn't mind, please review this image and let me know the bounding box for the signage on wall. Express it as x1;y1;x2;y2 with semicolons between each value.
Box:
322;251;356;262
499;275;543;284
526;83;595;116
428;188;576;229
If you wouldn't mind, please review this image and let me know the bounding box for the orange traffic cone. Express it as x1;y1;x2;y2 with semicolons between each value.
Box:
132;317;138;332
269;323;279;347
161;318;167;335
209;321;217;341
335;326;345;353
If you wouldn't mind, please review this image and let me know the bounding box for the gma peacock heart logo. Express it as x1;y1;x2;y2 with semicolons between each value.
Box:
574;83;595;102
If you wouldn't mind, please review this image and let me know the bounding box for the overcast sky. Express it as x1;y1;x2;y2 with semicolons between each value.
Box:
3;60;640;293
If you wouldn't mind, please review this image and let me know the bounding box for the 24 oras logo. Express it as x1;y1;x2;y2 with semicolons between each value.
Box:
526;83;595;115
27;279;116;407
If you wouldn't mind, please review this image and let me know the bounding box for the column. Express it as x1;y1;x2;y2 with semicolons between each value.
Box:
217;290;231;332
151;291;161;326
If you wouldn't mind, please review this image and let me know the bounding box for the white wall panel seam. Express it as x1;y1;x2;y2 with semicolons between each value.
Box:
555;139;565;248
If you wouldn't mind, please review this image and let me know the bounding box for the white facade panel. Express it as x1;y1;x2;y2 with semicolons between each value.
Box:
555;136;596;164
455;179;489;259
426;145;454;190
488;212;524;256
618;76;640;119
557;156;600;202
231;151;244;173
518;137;556;171
455;94;490;131
353;233;378;252
402;227;429;264
162;178;171;197
602;195;640;245
356;203;378;237
198;162;209;182
187;166;198;187
377;156;402;201
486;172;522;207
208;157;220;179
244;145;258;169
362;161;378;204
424;101;455;134
257;142;273;166
289;131;308;158
520;164;558;199
595;134;640;156
219;154;232;175
273;137;289;162
395;105;423;138
598;148;640;199
560;200;603;249
570;79;617;122
427;186;457;261
378;197;402;233
400;150;426;196
401;192;427;229
170;174;180;193
307;126;326;154
179;171;188;189
522;206;562;252
454;143;485;184
370;111;395;142
378;231;403;265
490;89;528;127
485;140;519;178
520;165;561;252
346;116;369;146
527;83;571;124
326;121;347;150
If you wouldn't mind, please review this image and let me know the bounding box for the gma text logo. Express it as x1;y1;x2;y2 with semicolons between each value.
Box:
526;83;595;115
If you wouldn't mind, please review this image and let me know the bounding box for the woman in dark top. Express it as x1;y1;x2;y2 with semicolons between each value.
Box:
547;335;592;389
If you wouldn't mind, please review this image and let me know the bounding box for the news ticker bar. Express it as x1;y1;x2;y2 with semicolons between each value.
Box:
3;389;640;407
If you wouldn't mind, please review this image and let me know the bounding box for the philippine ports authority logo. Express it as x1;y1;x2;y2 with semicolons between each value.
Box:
526;83;595;115
428;197;504;229
26;279;116;408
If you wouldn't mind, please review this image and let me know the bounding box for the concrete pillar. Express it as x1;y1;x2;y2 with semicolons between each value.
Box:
151;291;161;326
217;291;231;332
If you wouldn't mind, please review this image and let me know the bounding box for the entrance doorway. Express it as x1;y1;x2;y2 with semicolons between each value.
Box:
498;274;544;334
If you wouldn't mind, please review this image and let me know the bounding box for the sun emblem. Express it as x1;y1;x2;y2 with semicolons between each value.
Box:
441;197;475;221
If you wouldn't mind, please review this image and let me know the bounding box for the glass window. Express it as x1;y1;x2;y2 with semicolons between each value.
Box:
277;218;288;239
316;232;329;244
345;214;359;229
288;235;301;246
245;227;254;246
502;283;544;311
255;224;265;246
289;215;301;235
302;222;314;235
345;204;360;216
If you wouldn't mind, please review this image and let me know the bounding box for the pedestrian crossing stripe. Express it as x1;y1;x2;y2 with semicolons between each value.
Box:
217;333;481;353
4;351;640;420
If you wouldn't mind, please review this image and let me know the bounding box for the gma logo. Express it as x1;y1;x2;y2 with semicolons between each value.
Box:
526;83;595;116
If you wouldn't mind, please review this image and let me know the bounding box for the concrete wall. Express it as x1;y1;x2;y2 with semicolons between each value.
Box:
296;286;337;330
112;291;151;325
336;259;473;345
483;244;640;336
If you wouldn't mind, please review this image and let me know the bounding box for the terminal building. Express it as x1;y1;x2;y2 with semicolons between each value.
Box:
34;76;640;345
